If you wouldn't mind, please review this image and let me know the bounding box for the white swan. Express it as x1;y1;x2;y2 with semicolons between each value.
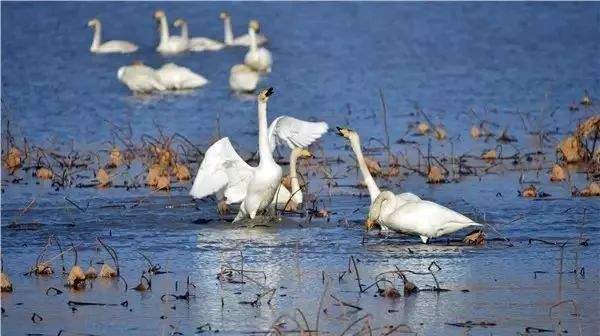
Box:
190;88;328;221
220;12;268;47
174;19;224;52
117;62;165;93
229;64;260;92
154;10;188;54
155;63;208;90
335;127;480;243
244;20;272;73
87;18;138;54
272;148;312;210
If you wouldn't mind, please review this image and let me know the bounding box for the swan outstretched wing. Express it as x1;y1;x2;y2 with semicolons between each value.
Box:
268;116;328;152
190;137;254;204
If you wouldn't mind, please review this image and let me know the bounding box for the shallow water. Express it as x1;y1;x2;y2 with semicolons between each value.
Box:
1;2;600;336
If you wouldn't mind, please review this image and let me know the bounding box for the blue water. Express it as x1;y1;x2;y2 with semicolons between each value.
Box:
2;2;599;336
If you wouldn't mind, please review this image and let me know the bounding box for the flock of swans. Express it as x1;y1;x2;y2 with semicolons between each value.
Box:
189;88;481;244
88;10;482;244
88;10;271;93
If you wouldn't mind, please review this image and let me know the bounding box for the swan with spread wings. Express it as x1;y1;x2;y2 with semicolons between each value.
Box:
190;88;328;222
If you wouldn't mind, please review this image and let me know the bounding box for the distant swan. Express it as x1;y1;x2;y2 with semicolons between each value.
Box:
244;20;272;73
336;127;481;243
174;18;224;52
154;10;187;54
229;64;260;92
220;12;268;47
87;18;138;54
155;63;208;90
117;62;165;93
190;88;328;221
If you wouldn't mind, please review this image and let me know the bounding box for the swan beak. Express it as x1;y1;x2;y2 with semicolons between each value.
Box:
265;87;274;97
365;218;377;230
335;126;351;138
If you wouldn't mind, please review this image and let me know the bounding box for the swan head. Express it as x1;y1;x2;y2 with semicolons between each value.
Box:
154;10;166;20
258;87;274;103
249;20;260;33
173;18;186;28
220;12;230;20
366;190;395;230
87;18;100;28
335;126;358;141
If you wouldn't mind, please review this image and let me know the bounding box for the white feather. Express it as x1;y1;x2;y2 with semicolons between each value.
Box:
268;116;329;152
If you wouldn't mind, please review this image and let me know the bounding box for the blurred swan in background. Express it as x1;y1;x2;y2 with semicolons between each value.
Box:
220;12;268;47
155;63;208;90
87;18;138;54
229;64;259;92
174;18;224;52
117;62;165;93
190;88;328;221
154;10;187;54
244;20;272;73
336;127;481;243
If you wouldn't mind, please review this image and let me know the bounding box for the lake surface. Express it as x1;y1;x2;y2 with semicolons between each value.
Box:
1;2;599;335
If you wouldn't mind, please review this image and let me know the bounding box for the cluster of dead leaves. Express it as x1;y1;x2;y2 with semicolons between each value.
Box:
146;146;191;190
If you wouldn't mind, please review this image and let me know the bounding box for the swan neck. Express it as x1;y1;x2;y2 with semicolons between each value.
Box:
289;152;302;204
224;18;233;45
370;192;394;221
249;28;257;52
180;22;189;40
350;136;380;203
159;17;170;44
258;101;274;166
91;24;101;50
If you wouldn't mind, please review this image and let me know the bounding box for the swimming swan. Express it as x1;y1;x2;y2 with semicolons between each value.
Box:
117;62;165;93
87;18;138;54
154;10;188;54
229;64;260;92
190;88;328;221
244;20;272;73
155;63;208;90
335;127;481;243
174;18;224;52
220;12;268;47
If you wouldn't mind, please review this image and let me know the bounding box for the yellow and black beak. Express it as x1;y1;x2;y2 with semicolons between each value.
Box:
365;217;377;230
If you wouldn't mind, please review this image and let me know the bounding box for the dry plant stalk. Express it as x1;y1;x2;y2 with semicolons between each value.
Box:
96;169;111;187
550;164;568;182
35;262;53;275
557;136;586;163
482;149;497;161
107;147;123;168
576;115;599;138
521;185;537;198
463;230;485;245
85;266;98;279
99;263;117;278
67;266;86;290
434;125;447;140
4;147;22;171
578;182;600;197
427;166;445;184
1;272;13;292
36;167;53;180
364;157;382;175
416;122;430;135
173;163;191;181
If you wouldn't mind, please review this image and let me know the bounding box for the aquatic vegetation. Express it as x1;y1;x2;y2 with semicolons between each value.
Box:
66;265;86;290
0;272;13;292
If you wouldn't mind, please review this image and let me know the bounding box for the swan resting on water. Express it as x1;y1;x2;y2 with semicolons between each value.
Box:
87;18;138;54
117;62;165;93
220;12;268;47
244;20;272;73
335;127;482;243
154;10;188;54
173;18;225;52
155;63;208;90
190;88;328;221
229;64;260;92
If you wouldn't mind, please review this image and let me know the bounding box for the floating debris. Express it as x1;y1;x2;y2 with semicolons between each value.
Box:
481;149;497;161
446;321;497;328
1;272;13;292
557;135;586;163
4;147;21;171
